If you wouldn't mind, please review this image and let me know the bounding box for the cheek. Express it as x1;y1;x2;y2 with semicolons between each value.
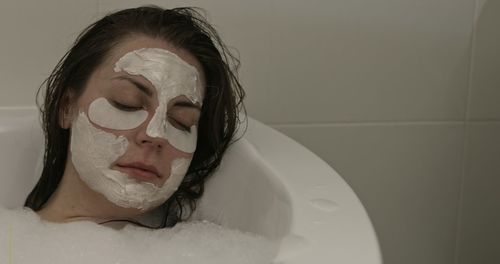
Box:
161;147;193;164
157;150;193;186
88;97;148;130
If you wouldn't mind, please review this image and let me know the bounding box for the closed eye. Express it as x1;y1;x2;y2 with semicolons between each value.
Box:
111;100;143;112
168;116;192;133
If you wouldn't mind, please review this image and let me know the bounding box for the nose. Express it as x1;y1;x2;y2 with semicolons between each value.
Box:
140;137;164;148
135;127;166;149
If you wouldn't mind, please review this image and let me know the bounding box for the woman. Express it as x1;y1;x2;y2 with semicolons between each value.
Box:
24;6;245;229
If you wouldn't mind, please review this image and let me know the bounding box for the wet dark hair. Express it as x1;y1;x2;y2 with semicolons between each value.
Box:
24;6;245;228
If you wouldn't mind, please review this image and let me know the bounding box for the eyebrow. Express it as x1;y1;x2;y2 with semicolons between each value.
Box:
113;76;153;97
113;75;201;110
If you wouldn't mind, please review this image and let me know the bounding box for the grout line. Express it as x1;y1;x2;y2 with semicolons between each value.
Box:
268;120;465;127
454;0;481;263
464;0;480;123
455;122;470;264
0;106;37;111
466;120;500;124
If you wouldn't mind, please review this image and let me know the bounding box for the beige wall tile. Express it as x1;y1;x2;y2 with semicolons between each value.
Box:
165;0;274;110
272;122;465;264
467;0;500;120
98;0;169;13
254;0;475;123
458;122;500;264
475;0;489;21
0;0;99;106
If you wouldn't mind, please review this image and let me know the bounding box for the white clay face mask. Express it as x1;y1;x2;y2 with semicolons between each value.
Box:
114;48;203;153
88;97;148;130
71;111;191;210
69;48;203;210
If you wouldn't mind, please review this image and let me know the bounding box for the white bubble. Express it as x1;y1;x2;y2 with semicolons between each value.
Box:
0;206;278;264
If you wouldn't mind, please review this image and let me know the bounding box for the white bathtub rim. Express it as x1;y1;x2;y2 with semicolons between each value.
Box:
244;117;383;264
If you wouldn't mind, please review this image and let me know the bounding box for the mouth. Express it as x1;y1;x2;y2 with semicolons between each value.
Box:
115;162;160;181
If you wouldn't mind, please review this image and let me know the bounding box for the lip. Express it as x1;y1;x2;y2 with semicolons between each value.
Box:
116;162;160;181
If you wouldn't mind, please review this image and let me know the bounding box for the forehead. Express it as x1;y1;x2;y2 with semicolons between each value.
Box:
103;35;206;96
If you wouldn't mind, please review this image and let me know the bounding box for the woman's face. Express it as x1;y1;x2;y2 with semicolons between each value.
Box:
64;35;206;211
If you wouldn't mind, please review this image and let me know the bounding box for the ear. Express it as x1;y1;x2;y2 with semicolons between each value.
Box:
58;92;75;129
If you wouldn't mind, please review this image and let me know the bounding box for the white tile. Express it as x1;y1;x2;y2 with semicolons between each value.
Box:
245;0;475;123
467;0;500;120
165;0;274;111
98;0;166;13
0;0;99;106
272;122;465;264
458;122;500;264
475;0;489;21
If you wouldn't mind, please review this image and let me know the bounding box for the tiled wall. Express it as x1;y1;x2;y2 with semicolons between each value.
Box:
0;1;497;264
457;1;500;263
0;1;99;107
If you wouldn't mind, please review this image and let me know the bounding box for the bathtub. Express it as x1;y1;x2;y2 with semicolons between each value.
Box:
0;107;382;264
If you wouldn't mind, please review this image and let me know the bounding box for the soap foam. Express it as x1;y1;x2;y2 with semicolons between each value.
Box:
0;207;278;264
